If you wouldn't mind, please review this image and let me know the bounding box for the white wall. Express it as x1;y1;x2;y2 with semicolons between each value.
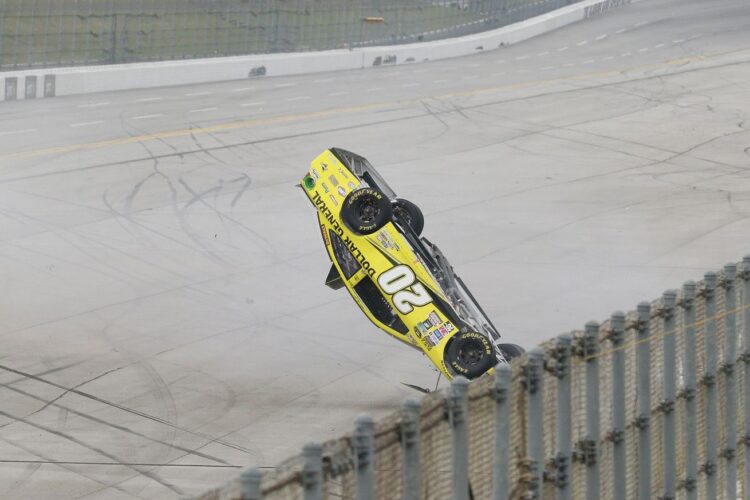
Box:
1;0;635;101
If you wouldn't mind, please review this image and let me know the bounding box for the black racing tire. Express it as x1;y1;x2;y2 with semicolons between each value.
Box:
341;187;392;235
445;331;497;379
392;198;424;236
499;343;525;361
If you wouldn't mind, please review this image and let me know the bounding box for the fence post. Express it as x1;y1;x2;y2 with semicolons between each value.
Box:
679;281;698;499
742;255;750;500
636;301;651;500
401;399;421;500
554;334;572;500
240;468;263;500
703;271;718;499
302;442;323;500
354;415;374;500
609;312;627;500
661;290;677;500
722;264;738;500
583;322;600;500
493;363;512;500
526;348;545;499
450;376;470;500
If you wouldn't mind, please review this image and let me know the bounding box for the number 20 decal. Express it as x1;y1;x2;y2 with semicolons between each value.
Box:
377;265;433;314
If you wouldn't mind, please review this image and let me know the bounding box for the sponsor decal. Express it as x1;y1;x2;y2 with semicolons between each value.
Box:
337;186;347;197
428;311;440;326
434;329;443;340
311;191;378;277
321;182;330;193
376;230;400;251
320;225;330;246
429;333;440;345
413;326;423;338
424;335;435;347
312;169;320;179
329;194;338;206
348;181;357;190
338;167;348;177
416;323;428;334
321;162;328;171
445;322;455;333
328;174;339;187
438;325;448;335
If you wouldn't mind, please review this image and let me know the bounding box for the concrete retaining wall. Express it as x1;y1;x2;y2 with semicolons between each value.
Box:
1;0;635;102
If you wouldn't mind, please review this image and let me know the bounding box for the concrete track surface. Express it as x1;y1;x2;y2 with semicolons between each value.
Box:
1;0;749;497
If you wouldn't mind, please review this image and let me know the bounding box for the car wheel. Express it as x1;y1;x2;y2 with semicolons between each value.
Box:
499;343;525;361
341;187;392;235
392;198;424;235
445;331;497;379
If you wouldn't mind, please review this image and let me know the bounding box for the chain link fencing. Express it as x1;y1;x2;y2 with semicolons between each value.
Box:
0;0;580;71
195;253;750;500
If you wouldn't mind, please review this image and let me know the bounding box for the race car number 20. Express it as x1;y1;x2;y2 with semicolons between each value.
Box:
377;265;433;314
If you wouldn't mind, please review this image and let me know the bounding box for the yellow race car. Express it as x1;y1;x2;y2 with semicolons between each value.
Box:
300;148;522;380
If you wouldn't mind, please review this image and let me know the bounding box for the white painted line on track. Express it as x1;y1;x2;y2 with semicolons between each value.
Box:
615;28;627;34
595;34;608;41
232;87;256;92
633;21;648;28
132;114;164;120
495;59;505;64
467;63;481;68
313;78;334;83
491;72;506;77
621;52;632;57
70;121;104;128
77;102;109;108
563;63;576;67
688;33;703;40
328;91;350;96
654;43;665;49
557;46;569;52
577;40;589;46
672;39;685;44
638;48;649;52
366;87;384;92
602;56;614;61
135;97;162;103
0;128;37;136
515;55;529;60
189;107;218;113
287;96;310;101
185;91;212;97
241;101;265;107
540;66;555;70
537;51;549;56
582;59;595;64
462;75;479;80
275;83;296;88
401;83;420;87
434;79;448;83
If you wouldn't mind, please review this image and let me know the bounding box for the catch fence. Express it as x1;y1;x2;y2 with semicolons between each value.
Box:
0;0;579;71
196;254;750;500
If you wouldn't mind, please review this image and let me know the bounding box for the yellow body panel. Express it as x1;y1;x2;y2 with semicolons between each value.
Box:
303;150;458;378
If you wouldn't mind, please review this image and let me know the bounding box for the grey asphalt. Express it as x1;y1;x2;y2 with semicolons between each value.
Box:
1;0;749;497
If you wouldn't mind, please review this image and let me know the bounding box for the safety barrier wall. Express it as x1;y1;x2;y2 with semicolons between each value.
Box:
0;0;634;101
195;254;750;500
0;0;579;71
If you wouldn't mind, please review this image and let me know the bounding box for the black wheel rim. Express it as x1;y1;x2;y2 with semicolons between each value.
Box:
394;205;411;226
357;198;379;225
458;340;485;366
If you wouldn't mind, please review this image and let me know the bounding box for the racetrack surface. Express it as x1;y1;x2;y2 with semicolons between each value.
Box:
1;0;749;496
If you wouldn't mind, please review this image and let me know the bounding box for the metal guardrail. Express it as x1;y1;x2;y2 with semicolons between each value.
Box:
196;254;750;499
0;0;578;71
